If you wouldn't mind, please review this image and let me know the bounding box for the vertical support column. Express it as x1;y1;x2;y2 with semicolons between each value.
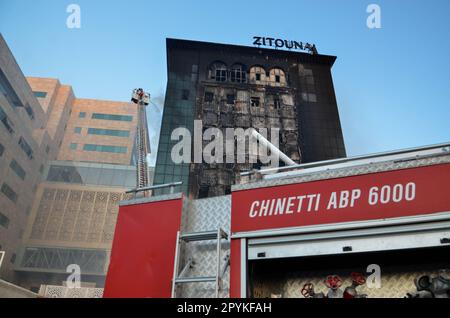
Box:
230;238;247;298
171;231;181;298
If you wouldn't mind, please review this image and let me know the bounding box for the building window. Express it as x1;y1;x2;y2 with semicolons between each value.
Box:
230;64;247;83
18;137;33;159
74;127;82;134
92;113;133;122
251;97;260;107
209;61;227;82
204;92;214;103
1;183;18;203
269;68;287;87
181;89;190;100
215;70;227;82
87;128;130;137
0;142;4;156
0;69;23;107
10;159;26;180
274;97;281;109
198;186;209;199
250;66;267;84
79;112;86;118
226;94;235;105
83;144;128;154
0;106;14;134
70;143;77;150
46;164;135;187
33;91;47;98
0;212;9;229
24;104;35;120
45;145;50;154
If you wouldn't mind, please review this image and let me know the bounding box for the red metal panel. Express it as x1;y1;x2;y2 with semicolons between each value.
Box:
231;164;450;233
103;197;183;298
229;239;241;298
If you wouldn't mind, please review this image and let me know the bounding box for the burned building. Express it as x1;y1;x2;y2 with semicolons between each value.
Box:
153;38;346;198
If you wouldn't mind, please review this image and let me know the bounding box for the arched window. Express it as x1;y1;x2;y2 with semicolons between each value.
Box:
269;68;287;87
209;61;228;82
230;63;247;83
249;66;267;84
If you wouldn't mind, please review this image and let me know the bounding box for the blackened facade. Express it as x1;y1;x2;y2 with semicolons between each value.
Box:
154;38;346;198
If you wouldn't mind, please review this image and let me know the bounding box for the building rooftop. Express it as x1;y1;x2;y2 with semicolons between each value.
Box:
165;38;337;72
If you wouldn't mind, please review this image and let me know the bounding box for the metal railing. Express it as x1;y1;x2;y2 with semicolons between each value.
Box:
241;142;450;178
126;181;183;198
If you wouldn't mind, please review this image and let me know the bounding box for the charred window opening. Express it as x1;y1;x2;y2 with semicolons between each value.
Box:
274;97;281;109
230;64;247;83
204;92;214;103
198;186;209;198
269;68;287;87
251;97;260;107
226;94;235;105
215;69;227;82
209;61;228;82
250;66;266;84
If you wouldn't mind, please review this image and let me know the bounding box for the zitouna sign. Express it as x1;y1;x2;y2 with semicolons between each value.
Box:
252;36;318;54
231;163;450;233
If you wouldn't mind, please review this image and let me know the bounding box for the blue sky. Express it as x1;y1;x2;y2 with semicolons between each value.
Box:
1;0;449;165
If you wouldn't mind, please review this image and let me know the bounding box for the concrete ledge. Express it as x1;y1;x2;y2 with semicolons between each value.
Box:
0;279;38;298
120;192;183;206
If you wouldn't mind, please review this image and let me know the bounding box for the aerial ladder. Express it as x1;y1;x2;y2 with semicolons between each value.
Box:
131;88;151;193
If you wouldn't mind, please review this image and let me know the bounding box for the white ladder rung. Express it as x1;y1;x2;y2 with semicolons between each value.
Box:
175;276;216;284
171;228;228;298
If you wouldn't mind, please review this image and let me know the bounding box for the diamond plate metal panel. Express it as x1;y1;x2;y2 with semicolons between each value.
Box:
234;155;450;191
178;196;231;298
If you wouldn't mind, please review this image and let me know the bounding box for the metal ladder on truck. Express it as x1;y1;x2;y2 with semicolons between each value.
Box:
171;228;229;298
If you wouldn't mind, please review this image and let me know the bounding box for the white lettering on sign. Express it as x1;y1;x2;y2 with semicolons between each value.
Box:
368;183;415;206
249;193;321;218
327;189;361;210
248;182;416;218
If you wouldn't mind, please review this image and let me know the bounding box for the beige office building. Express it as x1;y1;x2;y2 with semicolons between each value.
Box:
0;35;60;283
0;34;152;291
